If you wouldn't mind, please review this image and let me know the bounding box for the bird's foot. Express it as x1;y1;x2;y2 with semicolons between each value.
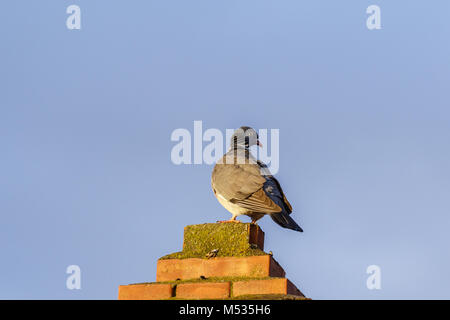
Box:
217;219;241;223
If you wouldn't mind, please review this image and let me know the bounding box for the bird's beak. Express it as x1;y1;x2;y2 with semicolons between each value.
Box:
257;140;263;148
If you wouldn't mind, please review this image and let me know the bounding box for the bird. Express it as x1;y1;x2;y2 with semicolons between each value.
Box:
205;249;219;259
211;126;303;232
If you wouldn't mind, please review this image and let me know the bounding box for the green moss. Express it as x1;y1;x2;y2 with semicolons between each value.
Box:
128;277;308;300
165;294;308;300
131;276;277;286
159;223;267;260
229;294;309;300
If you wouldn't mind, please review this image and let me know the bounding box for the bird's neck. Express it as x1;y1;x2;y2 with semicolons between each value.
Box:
228;146;253;160
231;144;248;151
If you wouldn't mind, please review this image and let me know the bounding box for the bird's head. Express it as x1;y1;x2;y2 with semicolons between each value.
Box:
230;126;262;149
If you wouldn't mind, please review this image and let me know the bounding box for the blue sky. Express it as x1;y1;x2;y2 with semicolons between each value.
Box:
1;1;449;299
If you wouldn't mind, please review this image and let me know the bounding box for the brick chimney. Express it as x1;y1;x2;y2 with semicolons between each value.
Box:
118;223;307;300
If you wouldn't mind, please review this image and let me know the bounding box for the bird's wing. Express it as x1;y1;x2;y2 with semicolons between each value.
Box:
212;158;265;201
230;188;282;213
212;152;282;214
256;161;302;231
256;160;293;213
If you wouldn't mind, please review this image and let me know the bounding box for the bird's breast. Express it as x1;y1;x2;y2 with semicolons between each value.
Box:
215;192;251;216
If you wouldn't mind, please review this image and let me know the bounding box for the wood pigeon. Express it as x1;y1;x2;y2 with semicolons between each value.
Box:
211;126;303;232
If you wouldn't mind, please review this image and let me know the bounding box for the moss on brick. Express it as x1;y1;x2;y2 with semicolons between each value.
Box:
230;294;309;300
132;276;278;286
159;223;267;260
165;294;308;300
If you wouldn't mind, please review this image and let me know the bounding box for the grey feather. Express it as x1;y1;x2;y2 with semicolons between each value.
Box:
211;126;303;232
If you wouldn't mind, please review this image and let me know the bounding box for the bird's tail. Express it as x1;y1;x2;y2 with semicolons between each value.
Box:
270;212;303;232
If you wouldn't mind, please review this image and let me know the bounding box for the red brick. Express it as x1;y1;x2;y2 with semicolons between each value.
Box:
248;224;265;250
232;278;304;297
156;255;285;282
118;283;173;300
176;282;231;299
